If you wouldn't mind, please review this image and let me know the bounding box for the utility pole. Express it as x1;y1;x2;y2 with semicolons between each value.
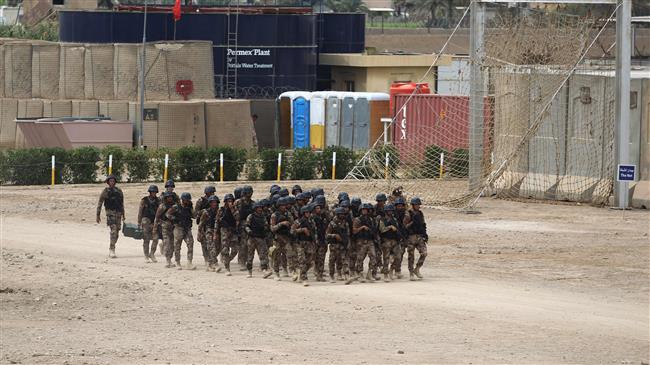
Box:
139;0;148;148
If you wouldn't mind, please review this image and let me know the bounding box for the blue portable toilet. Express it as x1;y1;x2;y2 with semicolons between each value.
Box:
292;94;311;149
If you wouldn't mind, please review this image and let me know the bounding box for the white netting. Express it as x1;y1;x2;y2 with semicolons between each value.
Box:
337;4;619;209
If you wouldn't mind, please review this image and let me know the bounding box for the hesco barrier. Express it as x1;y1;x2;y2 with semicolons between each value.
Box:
3;41;32;99
59;43;85;100
32;41;60;100
84;44;115;100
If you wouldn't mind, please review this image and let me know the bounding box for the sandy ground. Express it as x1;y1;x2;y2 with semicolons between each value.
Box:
0;180;649;364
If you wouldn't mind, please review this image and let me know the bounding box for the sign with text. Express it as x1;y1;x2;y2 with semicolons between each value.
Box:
226;48;274;73
617;164;636;182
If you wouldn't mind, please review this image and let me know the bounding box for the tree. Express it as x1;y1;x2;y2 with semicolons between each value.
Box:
325;0;367;13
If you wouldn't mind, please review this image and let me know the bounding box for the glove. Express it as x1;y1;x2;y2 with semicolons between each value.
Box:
423;233;429;242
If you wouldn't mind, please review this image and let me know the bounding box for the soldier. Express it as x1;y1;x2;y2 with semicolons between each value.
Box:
378;204;401;282
393;197;408;279
294;192;309;217
154;192;177;268
245;201;273;278
338;199;356;278
164;180;180;203
278;187;289;197
291;184;303;196
311;199;329;282
166;192;196;270
403;197;428;280
234;186;243;201
137;185;161;263
198;195;222;272
388;186;405;204
291;204;317;287
331;192;349;210
326;207;350;283
235;185;254;270
351;203;377;284
218;193;239;276
195;186;217;267
372;193;388;280
268;184;281;200
96;175;125;258
270;197;294;281
350;197;362;218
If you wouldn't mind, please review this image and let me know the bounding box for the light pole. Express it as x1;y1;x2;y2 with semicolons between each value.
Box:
139;0;148;148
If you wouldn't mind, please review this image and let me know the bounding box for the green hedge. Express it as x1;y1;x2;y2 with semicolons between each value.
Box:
422;144;448;178
206;146;246;181
124;148;151;182
66;146;100;184
3;148;67;185
319;146;355;180
288;148;319;180
175;146;207;182
101;145;125;181
259;148;287;181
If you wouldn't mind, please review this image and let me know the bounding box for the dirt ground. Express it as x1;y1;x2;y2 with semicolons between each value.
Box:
0;180;648;364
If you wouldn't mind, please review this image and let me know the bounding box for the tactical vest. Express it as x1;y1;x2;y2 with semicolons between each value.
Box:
374;206;385;218
295;217;311;241
273;211;291;236
380;216;399;240
174;203;193;229
249;213;267;238
395;210;408;236
219;206;236;228
356;215;375;240
104;188;123;212
160;202;174;222
407;210;426;235
329;219;349;246
142;197;159;220
313;214;327;244
205;208;218;229
239;199;254;222
195;197;209;224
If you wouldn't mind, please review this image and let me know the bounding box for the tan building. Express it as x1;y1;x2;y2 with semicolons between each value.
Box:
318;52;452;93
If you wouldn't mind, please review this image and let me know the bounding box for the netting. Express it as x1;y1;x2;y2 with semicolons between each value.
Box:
337;4;619;209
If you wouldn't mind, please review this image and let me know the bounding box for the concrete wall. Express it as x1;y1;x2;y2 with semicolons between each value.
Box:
328;66;436;93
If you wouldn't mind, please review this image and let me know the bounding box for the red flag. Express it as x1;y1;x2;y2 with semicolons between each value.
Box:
173;0;181;22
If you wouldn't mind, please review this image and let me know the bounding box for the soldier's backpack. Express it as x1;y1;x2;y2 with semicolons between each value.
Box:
122;223;143;240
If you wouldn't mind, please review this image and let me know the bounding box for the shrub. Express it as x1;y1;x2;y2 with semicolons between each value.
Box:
288;148;319;180
319;146;355;180
422;144;448;178
125;148;151;182
0;150;8;184
5;148;67;185
66;146;100;184
151;148;176;181
244;156;262;181
368;144;400;179
449;148;469;177
259;148;286;181
175;145;207;182
206;146;246;182
101;145;125;181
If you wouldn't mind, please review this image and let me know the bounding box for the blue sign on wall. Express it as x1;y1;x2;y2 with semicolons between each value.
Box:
617;164;636;182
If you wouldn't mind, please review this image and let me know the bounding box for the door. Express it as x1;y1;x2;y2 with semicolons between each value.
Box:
340;96;355;149
292;97;310;149
326;96;340;147
310;96;325;150
353;97;370;150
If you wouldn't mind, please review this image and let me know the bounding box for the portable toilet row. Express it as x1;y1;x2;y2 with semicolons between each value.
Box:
278;91;389;150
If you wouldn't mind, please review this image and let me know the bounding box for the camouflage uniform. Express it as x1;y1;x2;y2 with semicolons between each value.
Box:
291;215;317;281
137;195;161;259
166;202;195;266
394;208;408;275
312;209;329;280
245;212;270;271
96;187;125;251
270;209;294;275
195;195;211;263
235;196;254;269
378;215;401;275
405;209;428;273
353;215;377;276
198;207;221;267
153;201;175;263
372;204;385;277
326;216;350;279
217;204;239;271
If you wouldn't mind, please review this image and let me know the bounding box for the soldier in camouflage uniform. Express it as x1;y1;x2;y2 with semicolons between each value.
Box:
311;197;329;282
393;197;408;279
291;204;317;286
270;197;294;281
388;186;405;205
217;193;239;276
371;193;388;281
195;186;216;267
164;180;180;204
350;203;377;284
154;192;177;268
326;207;351;283
404;197;428;281
338;199;355;281
378;204;401;282
291;184;303;196
96;175;125;258
235;185;254;270
198;195;221;272
137;185;161;263
166;192;196;270
245;201;272;278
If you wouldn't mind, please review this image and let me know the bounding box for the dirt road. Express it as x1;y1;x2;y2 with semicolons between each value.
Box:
1;181;649;364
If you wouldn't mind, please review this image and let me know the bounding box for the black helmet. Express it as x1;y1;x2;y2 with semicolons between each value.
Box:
253;201;264;209
163;191;174;198
224;193;235;202
272;195;281;206
164;179;175;188
339;200;350;208
242;185;253;195
410;197;422;206
310;187;324;198
337;192;349;202
105;174;117;183
147;185;159;193
278;188;289;197
395;197;406;206
269;184;281;195
351;197;362;207
291;184;302;195
300;205;313;215
384;204;395;212
334;207;346;216
375;193;387;202
286;196;296;205
204;186;216;194
302;191;312;200
296;192;309;201
208;195;220;203
278;197;289;206
361;203;373;211
234;187;243;200
315;195;326;207
260;198;271;207
181;192;192;201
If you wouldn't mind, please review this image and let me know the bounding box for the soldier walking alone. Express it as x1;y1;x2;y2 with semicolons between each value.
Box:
96;175;125;258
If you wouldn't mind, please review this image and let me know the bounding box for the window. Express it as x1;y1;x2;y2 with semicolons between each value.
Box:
344;80;355;92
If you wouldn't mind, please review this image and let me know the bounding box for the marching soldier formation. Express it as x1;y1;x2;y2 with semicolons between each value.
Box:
97;179;429;286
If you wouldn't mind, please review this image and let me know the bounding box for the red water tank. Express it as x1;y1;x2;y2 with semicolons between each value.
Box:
389;82;431;116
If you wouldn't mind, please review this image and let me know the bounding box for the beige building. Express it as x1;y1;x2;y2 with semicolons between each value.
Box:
318;53;452;93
